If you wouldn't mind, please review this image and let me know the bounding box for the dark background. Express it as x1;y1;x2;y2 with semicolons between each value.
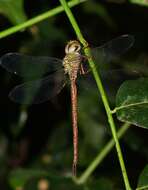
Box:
0;0;148;189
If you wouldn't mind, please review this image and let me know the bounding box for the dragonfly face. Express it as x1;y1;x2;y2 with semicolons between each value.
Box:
63;40;82;80
65;40;81;54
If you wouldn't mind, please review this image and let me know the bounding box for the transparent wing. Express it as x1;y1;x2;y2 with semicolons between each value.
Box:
90;34;134;69
79;34;136;95
9;70;66;104
0;53;63;79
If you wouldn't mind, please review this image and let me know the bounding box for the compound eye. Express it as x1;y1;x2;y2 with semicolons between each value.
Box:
74;45;80;52
68;45;76;53
74;45;79;51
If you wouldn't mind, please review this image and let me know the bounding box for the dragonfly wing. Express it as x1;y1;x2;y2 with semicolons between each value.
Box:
0;53;63;79
90;34;134;66
9;70;66;104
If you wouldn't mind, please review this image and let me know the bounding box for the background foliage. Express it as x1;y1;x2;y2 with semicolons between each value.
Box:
0;0;148;189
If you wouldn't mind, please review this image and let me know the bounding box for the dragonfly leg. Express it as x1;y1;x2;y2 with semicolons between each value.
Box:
80;64;85;75
82;41;89;50
80;63;89;75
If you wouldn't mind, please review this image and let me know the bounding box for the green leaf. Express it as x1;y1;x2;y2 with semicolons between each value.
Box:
0;0;27;25
137;165;148;190
9;168;48;189
115;78;148;129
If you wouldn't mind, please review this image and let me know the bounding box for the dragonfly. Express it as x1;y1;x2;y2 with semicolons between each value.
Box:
0;34;134;176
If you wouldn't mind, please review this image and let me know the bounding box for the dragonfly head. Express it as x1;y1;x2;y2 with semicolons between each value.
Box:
65;40;81;54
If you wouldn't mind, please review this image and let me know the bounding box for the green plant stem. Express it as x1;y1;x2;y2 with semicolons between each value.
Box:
59;0;87;46
130;0;148;7
0;0;86;39
76;123;130;184
59;0;132;189
136;185;148;190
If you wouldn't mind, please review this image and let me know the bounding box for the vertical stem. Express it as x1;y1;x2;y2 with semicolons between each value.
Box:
59;0;87;46
59;0;132;189
83;53;131;190
71;80;78;176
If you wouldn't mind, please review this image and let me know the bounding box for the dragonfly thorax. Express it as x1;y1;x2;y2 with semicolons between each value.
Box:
63;40;82;80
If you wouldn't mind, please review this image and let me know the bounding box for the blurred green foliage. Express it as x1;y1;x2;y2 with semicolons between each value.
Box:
0;0;27;25
130;0;148;7
0;0;148;190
